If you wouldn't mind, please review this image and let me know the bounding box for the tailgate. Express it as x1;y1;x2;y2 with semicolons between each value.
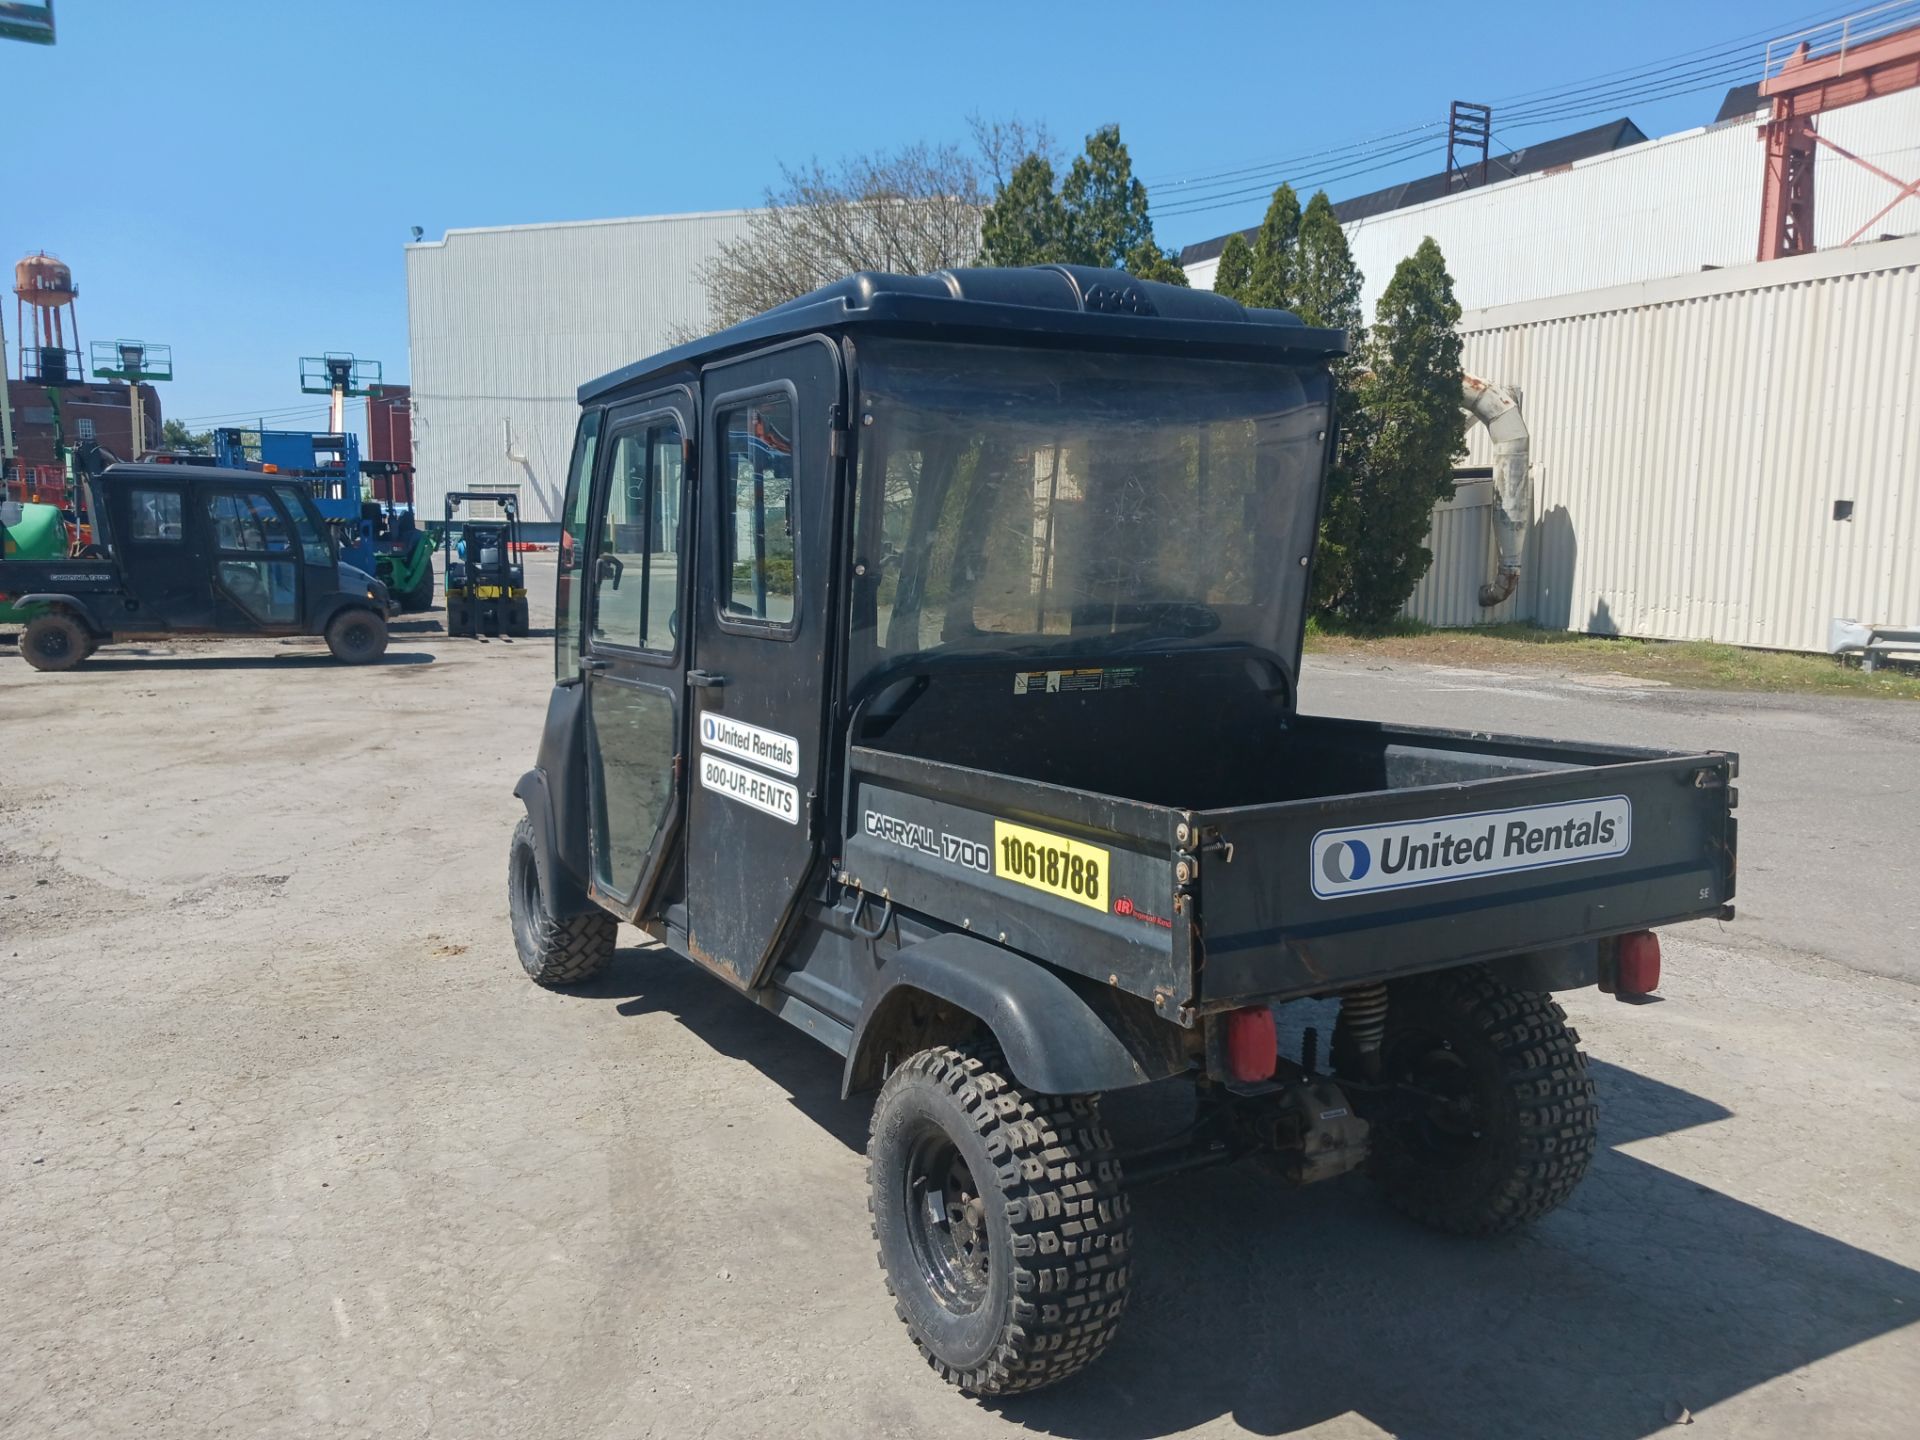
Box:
1192;751;1737;1003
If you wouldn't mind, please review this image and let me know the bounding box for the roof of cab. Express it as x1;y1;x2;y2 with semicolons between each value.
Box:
95;462;268;486
579;263;1347;404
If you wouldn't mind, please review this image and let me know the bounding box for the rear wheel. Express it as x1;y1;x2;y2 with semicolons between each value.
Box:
1349;966;1597;1236
324;608;389;664
20;612;91;672
507;816;616;986
868;1046;1130;1395
401;542;436;611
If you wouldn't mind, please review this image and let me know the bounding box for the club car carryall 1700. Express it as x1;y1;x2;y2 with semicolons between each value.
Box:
4;463;394;671
504;266;1738;1395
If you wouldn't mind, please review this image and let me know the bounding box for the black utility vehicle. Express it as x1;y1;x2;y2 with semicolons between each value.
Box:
443;491;529;637
3;463;392;671
506;267;1738;1395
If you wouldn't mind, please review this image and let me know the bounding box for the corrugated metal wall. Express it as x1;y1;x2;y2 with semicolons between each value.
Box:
1404;234;1920;653
1183;90;1920;317
405;209;755;527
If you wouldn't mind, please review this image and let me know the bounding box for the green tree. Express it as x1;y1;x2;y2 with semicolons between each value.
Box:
1341;237;1464;623
1061;124;1152;268
1123;238;1190;286
160;418;211;453
1213;233;1254;301
1243;183;1301;310
1290;191;1369;614
979;153;1068;267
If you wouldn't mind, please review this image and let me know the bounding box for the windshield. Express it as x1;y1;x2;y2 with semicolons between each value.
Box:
848;338;1331;694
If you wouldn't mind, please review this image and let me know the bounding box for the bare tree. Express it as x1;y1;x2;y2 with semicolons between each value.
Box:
967;112;1058;191
695;144;987;330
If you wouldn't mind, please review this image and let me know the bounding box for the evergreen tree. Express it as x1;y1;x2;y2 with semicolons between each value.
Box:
1213;233;1253;301
1061;124;1153;268
979;153;1068;267
1243;183;1301;310
1342;237;1464;623
1123;239;1190;286
1290;191;1369;615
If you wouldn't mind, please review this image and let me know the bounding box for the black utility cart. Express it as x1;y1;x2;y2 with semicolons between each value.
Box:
443;491;529;637
504;266;1739;1396
4;463;393;671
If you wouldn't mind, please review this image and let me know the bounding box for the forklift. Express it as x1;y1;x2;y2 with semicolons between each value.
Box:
443;491;527;637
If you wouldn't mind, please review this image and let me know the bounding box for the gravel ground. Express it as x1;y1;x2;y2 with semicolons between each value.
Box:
3;558;1915;1439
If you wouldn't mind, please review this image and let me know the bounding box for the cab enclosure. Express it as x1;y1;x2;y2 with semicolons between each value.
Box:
2;463;392;669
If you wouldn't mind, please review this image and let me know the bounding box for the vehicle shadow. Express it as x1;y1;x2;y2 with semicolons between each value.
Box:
76;651;436;670
580;950;1920;1437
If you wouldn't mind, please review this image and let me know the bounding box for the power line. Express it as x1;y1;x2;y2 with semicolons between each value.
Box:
1151;2;1859;228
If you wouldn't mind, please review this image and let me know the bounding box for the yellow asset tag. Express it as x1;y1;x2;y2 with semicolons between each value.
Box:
993;820;1109;911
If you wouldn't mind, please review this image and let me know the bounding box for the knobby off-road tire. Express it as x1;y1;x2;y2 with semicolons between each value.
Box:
402;555;435;613
507;816;615;987
20;612;91;672
324;608;390;664
1354;965;1597;1236
868;1046;1131;1396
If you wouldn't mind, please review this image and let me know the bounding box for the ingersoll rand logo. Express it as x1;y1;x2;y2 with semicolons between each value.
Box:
1310;797;1632;899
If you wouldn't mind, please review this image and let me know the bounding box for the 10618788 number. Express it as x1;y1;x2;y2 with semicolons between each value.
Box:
992;819;1108;910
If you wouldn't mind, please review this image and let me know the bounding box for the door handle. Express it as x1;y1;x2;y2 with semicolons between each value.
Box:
687;669;726;689
580;657;610;672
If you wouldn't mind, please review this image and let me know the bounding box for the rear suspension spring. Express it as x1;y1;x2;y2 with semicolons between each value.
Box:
1339;983;1390;1067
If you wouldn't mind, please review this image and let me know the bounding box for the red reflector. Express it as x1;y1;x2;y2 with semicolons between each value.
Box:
1225;1006;1277;1082
1617;931;1662;995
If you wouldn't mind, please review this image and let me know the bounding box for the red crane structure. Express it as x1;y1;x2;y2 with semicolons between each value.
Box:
1757;3;1920;260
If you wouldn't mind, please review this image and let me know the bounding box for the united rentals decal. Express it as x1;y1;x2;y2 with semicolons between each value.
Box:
1310;796;1632;900
700;753;799;824
699;714;799;777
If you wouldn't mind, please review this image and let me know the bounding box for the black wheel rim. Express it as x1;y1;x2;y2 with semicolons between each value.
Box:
344;620;373;652
1385;1032;1488;1164
903;1124;991;1314
37;629;71;659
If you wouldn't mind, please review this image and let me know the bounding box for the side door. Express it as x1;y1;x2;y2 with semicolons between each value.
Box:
580;391;694;918
683;338;842;987
112;481;214;627
273;483;344;610
204;487;302;631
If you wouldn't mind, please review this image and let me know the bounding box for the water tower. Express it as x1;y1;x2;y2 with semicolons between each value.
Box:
14;251;82;384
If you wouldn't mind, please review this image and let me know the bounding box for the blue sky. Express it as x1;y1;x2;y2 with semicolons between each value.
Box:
3;0;1833;430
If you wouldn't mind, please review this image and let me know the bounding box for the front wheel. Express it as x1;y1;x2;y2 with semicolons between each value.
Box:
507;817;616;986
324;608;389;664
20;612;92;672
1349;966;1597;1236
868;1046;1130;1396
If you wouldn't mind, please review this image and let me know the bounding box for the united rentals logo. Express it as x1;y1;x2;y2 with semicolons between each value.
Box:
1310;796;1632;899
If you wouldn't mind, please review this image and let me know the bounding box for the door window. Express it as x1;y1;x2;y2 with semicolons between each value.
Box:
555;411;603;682
274;486;334;566
216;559;298;624
590;416;684;654
128;488;184;542
587;685;678;894
207;491;293;553
718;395;796;627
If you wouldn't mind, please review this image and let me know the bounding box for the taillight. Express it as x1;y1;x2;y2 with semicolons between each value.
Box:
1224;1006;1277;1082
1616;930;1662;996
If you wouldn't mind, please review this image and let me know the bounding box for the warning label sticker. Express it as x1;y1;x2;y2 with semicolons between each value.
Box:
1012;667;1141;696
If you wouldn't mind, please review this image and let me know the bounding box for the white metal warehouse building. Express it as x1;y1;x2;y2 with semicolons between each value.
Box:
404;208;753;532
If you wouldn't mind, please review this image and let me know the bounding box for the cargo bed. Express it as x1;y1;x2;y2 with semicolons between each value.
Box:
842;671;1736;1022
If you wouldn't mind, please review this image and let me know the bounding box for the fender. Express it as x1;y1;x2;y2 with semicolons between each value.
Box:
311;594;387;632
842;932;1189;1099
513;767;592;915
11;595;104;633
